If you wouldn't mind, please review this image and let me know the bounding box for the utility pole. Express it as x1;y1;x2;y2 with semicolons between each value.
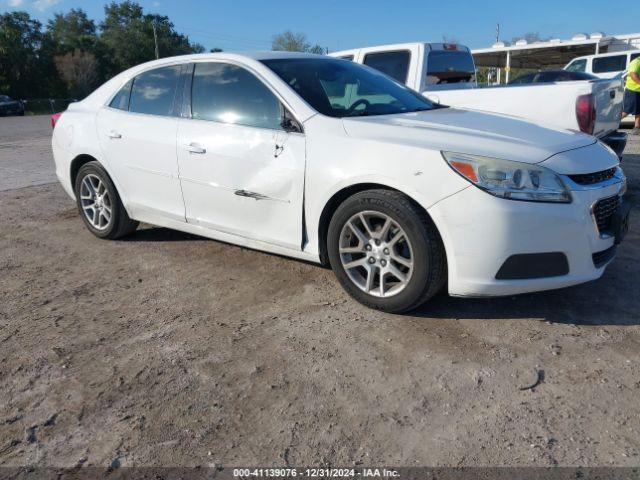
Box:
152;20;159;59
495;23;500;43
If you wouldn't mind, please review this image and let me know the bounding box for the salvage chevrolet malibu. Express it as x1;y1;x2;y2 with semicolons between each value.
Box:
52;52;630;312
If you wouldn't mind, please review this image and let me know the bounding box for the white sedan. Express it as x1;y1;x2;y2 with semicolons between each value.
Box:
52;52;630;312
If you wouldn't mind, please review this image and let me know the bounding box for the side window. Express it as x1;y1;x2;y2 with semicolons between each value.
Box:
339;55;354;61
191;62;282;130
129;65;182;116
565;59;586;73
109;80;132;110
592;55;627;73
631;53;640;62
363;51;410;83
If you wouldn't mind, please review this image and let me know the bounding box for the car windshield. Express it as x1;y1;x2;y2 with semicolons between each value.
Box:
261;57;440;118
0;95;10;101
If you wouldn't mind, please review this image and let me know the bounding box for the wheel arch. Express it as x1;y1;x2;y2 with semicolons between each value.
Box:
70;153;99;189
69;153;132;216
316;182;443;267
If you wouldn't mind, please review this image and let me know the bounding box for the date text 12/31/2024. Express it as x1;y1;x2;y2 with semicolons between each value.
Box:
233;468;400;478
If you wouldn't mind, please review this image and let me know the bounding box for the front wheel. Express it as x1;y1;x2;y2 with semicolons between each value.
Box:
327;189;446;313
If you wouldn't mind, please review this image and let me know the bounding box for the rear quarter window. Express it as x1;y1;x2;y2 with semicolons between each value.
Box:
363;50;410;83
592;55;627;73
109;80;133;110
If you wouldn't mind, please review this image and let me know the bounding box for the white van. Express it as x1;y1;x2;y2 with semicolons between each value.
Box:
565;50;640;79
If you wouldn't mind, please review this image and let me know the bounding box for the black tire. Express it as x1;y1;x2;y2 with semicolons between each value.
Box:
74;161;138;239
327;189;446;313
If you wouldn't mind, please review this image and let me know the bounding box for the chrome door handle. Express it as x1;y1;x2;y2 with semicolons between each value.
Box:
184;143;206;154
107;130;122;139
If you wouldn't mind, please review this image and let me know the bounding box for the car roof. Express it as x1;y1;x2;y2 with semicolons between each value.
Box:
138;51;329;65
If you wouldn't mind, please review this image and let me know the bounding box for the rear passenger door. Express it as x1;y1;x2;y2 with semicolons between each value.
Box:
96;64;186;221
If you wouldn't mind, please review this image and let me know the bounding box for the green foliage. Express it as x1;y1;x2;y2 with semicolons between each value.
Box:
99;1;201;77
272;30;325;54
1;4;325;100
0;2;204;100
0;12;45;98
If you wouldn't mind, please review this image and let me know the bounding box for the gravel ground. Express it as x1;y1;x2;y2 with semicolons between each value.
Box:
1;116;640;468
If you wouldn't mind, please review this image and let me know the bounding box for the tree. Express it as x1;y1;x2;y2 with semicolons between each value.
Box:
42;9;99;97
271;30;324;54
55;49;98;97
0;11;45;98
46;8;97;53
99;1;203;77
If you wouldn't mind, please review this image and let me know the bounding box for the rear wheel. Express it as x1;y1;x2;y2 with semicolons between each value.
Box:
327;189;446;313
74;161;138;239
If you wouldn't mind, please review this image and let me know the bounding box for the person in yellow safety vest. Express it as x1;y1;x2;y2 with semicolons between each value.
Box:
622;55;640;135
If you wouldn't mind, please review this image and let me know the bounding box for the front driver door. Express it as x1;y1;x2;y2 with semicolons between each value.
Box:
176;62;305;250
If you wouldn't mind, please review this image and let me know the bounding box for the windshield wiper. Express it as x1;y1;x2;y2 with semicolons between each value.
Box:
343;111;376;117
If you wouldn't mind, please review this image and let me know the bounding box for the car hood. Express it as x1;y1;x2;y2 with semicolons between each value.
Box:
341;107;596;164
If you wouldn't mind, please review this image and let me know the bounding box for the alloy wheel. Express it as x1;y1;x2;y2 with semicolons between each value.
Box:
79;173;112;230
338;210;414;298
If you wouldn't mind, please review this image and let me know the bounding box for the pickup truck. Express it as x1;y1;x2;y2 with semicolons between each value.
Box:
330;42;627;158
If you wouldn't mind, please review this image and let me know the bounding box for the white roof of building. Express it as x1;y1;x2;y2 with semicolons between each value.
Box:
472;32;640;68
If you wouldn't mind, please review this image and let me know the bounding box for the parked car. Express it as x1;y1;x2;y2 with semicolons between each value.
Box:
509;70;598;84
52;52;629;312
330;43;627;158
565;50;640;79
0;95;25;116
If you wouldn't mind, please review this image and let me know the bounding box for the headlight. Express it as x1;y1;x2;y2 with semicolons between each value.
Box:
442;151;571;203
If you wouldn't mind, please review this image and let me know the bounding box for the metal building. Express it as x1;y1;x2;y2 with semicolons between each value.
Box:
473;32;640;83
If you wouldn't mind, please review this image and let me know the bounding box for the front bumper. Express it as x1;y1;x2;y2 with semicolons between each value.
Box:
427;176;627;297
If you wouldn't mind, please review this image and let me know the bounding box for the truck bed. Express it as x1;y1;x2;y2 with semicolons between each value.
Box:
424;78;625;139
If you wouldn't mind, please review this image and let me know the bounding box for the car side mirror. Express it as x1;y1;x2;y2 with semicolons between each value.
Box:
281;116;303;134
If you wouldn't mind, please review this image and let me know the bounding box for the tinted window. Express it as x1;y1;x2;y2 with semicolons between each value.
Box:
509;73;536;85
262;58;438;118
129;65;181;116
593;55;627;73
339;55;354;61
631;53;640;62
426;50;475;85
363;51;410;83
565;59;586;72
109;80;132;110
191;62;282;129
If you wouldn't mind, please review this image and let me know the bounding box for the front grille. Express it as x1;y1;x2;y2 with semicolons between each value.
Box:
593;195;620;233
593;246;617;268
569;167;617;185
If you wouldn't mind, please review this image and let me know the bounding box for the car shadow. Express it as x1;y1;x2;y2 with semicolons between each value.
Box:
123;226;206;242
411;253;640;326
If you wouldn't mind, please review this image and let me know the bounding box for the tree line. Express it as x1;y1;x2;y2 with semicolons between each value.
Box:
0;1;206;100
0;1;328;101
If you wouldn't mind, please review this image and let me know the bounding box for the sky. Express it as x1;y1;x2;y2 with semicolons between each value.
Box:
2;0;639;52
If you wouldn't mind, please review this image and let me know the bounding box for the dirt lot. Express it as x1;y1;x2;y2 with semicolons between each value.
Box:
1;116;640;468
